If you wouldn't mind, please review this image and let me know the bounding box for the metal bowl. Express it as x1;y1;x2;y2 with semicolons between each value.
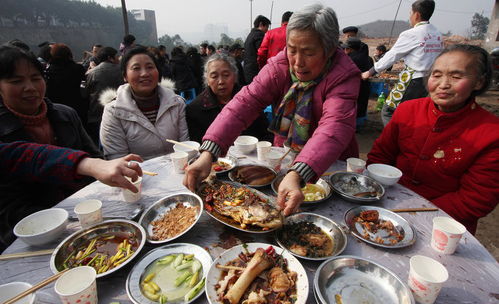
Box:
50;220;146;278
275;212;347;261
329;172;385;203
126;243;212;304
138;192;203;244
344;206;416;249
272;176;333;204
314;255;415;304
228;165;277;188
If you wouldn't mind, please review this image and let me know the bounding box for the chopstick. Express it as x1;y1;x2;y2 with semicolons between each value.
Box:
278;148;292;163
0;248;54;261
3;269;69;304
216;264;245;271
165;139;198;150
142;170;158;176
390;207;439;213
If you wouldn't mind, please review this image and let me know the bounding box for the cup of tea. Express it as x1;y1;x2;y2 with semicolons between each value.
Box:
431;216;466;254
54;266;98;304
408;255;448;304
74;199;103;228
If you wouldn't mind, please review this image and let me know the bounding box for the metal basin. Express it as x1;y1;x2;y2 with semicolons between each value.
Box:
329;172;385;203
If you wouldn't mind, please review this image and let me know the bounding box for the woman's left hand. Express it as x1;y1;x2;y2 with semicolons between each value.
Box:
277;171;304;216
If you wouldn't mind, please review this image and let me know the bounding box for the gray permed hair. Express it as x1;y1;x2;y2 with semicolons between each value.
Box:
286;4;339;56
203;53;239;87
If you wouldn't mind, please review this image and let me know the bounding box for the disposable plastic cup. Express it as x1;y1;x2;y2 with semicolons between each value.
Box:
431;216;466;254
54;266;97;304
171;151;188;174
346;157;366;173
74;199;102;228
408;255;448;304
266;150;283;172
257;141;272;161
121;176;142;203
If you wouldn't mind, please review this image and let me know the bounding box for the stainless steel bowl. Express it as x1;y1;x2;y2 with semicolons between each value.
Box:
314;255;415;304
275;212;347;261
138;192;203;244
50;220;146;278
272;176;333;204
228;165;277;188
329;172;385;203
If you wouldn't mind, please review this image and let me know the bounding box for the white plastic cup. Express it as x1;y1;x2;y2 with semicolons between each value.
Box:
55;266;97;304
171;151;188;174
121;176;142;203
431;217;466;254
256;141;272;161
408;255;448;304
74;199;102;228
266;150;283;172
346;157;366;173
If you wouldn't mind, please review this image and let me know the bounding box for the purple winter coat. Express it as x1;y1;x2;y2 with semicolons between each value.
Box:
203;47;361;179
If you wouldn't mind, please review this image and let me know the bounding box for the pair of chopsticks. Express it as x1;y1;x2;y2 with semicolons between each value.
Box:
3;269;69;304
390;207;439;213
166;139;199;151
0;248;54;261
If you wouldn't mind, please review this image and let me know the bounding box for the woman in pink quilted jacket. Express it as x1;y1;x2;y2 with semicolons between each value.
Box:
184;4;361;215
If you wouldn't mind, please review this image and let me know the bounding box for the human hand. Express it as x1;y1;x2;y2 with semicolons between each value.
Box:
183;151;213;192
277;171;304;216
77;154;143;192
361;71;371;80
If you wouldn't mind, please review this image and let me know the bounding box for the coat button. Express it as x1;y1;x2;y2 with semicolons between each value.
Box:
420;155;429;160
432;127;441;132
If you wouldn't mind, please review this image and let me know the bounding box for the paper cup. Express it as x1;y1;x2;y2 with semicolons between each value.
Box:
266;150;283;171
171;151;188;174
121;176;142;203
55;266;97;304
346;157;366;173
408;255;448;304
74;199;102;228
431;216;466;254
256;141;272;161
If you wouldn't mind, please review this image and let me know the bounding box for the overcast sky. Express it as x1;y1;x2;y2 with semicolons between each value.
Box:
91;0;494;43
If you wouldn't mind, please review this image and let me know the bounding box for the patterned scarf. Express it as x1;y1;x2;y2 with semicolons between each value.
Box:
268;70;320;152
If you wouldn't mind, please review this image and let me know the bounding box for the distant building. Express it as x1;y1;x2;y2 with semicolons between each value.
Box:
131;9;158;43
484;0;499;51
204;23;228;43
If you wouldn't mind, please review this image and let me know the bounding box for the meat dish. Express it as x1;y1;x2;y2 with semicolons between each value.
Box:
151;203;199;241
215;246;298;304
231;165;276;186
279;221;333;258
353;210;404;245
199;180;282;232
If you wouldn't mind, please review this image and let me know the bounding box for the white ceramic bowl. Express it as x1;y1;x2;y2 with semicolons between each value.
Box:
0;282;36;304
13;208;68;246
173;140;200;160
367;163;403;186
234;135;258;154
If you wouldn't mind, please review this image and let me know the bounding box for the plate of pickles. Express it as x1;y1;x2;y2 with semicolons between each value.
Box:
126;243;212;304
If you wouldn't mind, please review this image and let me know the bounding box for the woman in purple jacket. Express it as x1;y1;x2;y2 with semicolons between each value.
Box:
184;4;361;215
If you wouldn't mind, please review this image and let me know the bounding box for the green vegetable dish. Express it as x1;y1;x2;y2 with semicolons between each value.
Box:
141;253;205;303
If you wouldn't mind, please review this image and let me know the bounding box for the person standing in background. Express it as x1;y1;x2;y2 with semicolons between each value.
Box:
342;26;369;56
119;34;136;58
362;0;442;126
229;43;246;86
243;15;271;83
257;11;293;69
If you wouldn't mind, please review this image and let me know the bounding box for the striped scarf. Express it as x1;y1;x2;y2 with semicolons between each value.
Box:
268;70;319;152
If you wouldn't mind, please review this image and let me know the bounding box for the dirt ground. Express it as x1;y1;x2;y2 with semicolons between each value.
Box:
357;92;499;261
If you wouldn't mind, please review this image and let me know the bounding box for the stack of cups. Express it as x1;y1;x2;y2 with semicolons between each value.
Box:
256;141;272;161
54;266;98;304
408;255;448;304
74;199;103;228
431;216;466;254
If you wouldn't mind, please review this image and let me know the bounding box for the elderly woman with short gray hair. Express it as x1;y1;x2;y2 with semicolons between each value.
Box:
184;4;361;214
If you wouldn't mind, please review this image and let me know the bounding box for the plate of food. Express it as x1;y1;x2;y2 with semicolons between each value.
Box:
314;255;414;304
272;176;332;204
344;206;416;249
198;180;283;233
212;157;237;174
205;242;308;304
329;172;385;204
275;212;347;261
228;165;277;187
138;193;203;244
50;220;146;278
126;243;212;304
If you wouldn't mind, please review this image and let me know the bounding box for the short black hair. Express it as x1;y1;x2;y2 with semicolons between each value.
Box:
376;44;387;53
200;43;208;48
0;46;43;80
120;46;162;80
207;45;216;53
6;39;30;52
412;0;435;21
253;15;271;28
342;26;359;34
96;47;117;64
123;34;136;46
282;11;293;23
158;45;166;51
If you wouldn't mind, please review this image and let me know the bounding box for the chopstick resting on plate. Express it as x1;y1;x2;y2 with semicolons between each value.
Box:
3;268;69;304
165;139;199;150
0;248;54;261
390;207;439;213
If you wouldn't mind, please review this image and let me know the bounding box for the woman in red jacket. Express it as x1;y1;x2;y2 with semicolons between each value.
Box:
368;44;499;234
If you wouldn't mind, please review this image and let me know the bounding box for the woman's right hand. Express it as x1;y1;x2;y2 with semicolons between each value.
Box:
183;151;213;191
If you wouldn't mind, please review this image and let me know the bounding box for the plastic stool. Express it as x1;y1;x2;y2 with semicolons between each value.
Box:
264;105;273;123
180;88;196;104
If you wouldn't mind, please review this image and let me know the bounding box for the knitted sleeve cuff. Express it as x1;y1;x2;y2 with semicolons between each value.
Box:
200;140;222;160
288;162;315;186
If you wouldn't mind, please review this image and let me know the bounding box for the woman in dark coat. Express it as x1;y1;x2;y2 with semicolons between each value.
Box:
170;47;197;93
186;53;272;143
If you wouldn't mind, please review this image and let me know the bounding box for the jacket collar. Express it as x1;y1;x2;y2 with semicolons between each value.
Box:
115;83;178;115
430;97;478;124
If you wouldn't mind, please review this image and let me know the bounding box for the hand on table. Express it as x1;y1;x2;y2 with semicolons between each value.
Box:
277;171;305;216
77;154;143;193
183;151;213;192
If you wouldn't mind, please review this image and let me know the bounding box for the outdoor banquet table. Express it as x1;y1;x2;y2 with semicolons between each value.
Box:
1;147;498;304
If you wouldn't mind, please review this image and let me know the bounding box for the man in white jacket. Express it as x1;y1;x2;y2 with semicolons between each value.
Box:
362;0;442;125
